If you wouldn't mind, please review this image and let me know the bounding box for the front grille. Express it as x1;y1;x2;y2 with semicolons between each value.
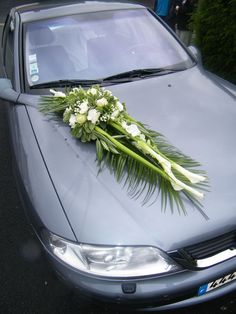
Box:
183;231;236;260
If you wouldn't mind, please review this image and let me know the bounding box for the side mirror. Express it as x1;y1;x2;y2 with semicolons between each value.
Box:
0;78;19;102
188;45;202;66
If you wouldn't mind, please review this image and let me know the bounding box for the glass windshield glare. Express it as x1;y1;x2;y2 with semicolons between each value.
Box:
24;9;193;86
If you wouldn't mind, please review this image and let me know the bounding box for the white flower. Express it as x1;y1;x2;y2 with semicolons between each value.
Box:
139;134;146;141
76;113;87;124
146;147;204;199
111;110;120;120
69;114;77;128
121;121;128;129
154;153;172;174
79;100;89;114
49;89;66;97
96;98;108;107
170;174;204;200
116;101;123;112
87;109;100;124
100;115;108;122
87;87;97;96
65;106;72;114
126;124;141;137
105;90;113;96
173;164;206;184
72;87;80;92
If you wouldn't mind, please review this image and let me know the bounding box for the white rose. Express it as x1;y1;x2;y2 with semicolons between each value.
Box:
105;90;113;96
87;109;100;124
110;110;120;120
116;101;123;112
50;89;66;97
96;98;108;107
79;100;89;114
69;114;77;128
76;113;87;124
88;87;97;96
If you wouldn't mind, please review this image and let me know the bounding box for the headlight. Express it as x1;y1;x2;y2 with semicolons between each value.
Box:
45;232;181;277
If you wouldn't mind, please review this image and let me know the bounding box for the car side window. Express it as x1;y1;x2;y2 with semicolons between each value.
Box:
3;16;14;82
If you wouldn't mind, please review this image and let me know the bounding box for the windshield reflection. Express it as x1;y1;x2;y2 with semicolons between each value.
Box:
24;8;193;86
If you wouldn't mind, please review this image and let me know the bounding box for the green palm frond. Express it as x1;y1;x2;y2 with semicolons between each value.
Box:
94;130;204;214
125;115;205;170
40;96;67;113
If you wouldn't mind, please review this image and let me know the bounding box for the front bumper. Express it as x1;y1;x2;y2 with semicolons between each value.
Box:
45;249;236;310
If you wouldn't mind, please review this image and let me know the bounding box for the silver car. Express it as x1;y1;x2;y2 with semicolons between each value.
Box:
0;1;236;311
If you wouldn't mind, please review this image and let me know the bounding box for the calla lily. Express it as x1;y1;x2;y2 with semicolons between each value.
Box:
49;89;66;97
168;170;204;199
137;141;204;199
172;164;206;183
126;124;141;137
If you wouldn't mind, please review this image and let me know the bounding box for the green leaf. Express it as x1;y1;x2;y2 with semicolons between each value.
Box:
96;139;104;163
100;140;110;152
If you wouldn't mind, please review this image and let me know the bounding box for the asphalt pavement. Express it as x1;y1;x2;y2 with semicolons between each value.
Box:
0;2;236;314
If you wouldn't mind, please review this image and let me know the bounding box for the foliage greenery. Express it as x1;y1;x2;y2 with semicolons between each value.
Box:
192;0;236;84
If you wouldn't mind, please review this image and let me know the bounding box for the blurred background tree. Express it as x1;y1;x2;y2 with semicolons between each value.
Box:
192;0;236;84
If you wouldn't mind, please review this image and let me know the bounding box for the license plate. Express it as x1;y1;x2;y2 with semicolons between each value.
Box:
198;271;236;296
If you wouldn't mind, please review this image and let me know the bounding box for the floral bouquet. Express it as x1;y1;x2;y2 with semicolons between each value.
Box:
40;86;208;213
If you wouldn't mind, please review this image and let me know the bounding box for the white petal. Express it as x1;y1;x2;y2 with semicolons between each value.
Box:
173;164;206;183
87;109;100;124
116;101;123;112
49;89;66;97
111;110;120;120
79;101;89;114
69;114;77;128
96;98;108;107
126;124;141;137
88;88;97;96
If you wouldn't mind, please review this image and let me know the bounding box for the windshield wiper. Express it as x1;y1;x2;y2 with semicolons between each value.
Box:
103;67;186;81
30;79;103;89
30;67;186;89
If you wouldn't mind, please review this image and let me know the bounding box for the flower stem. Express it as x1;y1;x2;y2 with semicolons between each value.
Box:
106;123;204;199
109;121;127;134
95;126;169;180
110;121;206;185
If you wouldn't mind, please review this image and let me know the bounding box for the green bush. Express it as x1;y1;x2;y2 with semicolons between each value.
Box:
193;0;236;84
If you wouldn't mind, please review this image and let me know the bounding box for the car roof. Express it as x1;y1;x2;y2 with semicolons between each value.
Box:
13;1;144;23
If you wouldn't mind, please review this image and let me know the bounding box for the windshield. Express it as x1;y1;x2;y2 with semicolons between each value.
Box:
24;8;194;86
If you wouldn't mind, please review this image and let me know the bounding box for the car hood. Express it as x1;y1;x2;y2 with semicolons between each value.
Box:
19;67;236;251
